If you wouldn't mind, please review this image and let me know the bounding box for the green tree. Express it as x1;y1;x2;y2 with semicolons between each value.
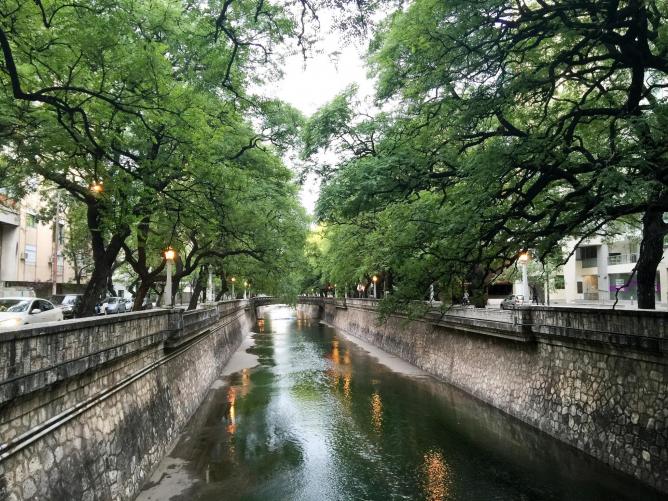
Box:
306;0;668;309
62;203;94;285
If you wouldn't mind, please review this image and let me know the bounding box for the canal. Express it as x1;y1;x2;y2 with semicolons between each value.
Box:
137;306;664;501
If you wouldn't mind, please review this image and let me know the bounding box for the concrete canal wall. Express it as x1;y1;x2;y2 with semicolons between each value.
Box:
0;301;254;501
302;298;668;493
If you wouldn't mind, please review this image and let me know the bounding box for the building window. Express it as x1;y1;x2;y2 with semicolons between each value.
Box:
577;246;598;268
24;244;36;264
578;246;598;260
26;213;37;228
576;281;583;294
554;275;565;290
57;223;65;245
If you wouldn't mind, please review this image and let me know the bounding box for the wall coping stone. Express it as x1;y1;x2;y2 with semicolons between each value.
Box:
0;301;251;406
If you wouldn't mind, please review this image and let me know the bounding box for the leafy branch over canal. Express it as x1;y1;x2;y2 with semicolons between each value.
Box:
302;0;668;310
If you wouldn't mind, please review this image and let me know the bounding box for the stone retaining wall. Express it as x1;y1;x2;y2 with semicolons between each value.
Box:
306;301;668;493
0;302;254;501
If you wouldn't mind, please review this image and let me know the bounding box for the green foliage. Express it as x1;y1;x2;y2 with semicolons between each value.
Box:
0;0;335;309
302;0;668;309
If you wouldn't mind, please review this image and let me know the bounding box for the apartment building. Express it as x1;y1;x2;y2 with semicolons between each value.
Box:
513;234;668;307
562;236;667;306
0;192;77;297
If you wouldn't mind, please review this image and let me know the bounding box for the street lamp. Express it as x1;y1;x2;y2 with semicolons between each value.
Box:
231;277;236;299
90;181;104;194
372;275;378;299
518;252;530;303
244;281;249;299
164;247;176;307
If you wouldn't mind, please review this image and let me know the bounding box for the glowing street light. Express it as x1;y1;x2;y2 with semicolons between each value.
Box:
244;281;249;299
372;275;378;299
90;181;104;194
231;277;236;299
163;247;176;307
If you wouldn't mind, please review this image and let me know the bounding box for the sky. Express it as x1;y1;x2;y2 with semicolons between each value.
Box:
260;23;376;214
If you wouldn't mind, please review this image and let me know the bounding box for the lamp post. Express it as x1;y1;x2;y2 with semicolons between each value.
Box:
231;277;236;299
208;270;215;302
164;247;176;307
372;275;378;299
244;281;249;299
518;252;530;303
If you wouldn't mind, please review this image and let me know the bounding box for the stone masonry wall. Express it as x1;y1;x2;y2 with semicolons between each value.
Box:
311;302;668;493
0;303;254;501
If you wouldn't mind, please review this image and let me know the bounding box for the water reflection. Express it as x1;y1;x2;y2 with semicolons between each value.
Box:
226;387;236;435
371;391;383;433
343;374;352;400
422;449;451;501
138;313;666;501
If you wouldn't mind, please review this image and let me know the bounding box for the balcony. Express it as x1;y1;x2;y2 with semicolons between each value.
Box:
580;258;598;268
607;254;638;265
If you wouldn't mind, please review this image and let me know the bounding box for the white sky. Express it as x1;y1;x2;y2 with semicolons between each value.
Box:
260;24;376;214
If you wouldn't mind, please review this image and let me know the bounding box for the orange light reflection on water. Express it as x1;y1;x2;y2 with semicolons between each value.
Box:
343;374;352;400
371;392;383;433
422;450;451;501
226;387;237;434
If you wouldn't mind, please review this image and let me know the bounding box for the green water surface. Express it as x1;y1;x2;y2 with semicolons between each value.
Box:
139;307;665;501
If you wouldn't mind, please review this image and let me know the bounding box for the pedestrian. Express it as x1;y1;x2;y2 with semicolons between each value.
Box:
462;290;470;306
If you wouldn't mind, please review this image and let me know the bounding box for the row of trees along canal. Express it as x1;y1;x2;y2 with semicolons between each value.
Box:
0;0;384;316
302;0;668;310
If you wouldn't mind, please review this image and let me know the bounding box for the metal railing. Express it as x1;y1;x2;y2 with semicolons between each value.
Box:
607;254;638;265
580;257;598;268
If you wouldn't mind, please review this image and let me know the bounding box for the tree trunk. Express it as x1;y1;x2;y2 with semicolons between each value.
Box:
636;208;666;309
106;274;116;297
76;203;128;317
133;282;151;311
469;264;489;308
188;266;207;310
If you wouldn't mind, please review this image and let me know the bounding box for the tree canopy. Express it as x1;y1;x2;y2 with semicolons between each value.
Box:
1;0;366;312
306;0;668;309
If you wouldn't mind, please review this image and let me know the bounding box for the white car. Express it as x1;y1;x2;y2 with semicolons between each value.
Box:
100;297;127;314
0;297;63;330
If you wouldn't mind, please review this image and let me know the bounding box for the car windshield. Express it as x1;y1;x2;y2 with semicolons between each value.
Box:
107;298;117;304
62;296;79;305
51;295;65;305
0;299;31;312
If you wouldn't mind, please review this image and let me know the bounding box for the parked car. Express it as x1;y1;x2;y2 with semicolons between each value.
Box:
0;297;63;329
124;298;135;312
141;298;154;310
500;294;525;309
101;297;127;314
51;294;82;319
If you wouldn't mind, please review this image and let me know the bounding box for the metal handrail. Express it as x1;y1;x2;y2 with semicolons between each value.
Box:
607;254;638;265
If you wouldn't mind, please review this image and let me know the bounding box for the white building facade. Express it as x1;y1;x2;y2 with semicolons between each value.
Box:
515;235;668;308
562;236;666;307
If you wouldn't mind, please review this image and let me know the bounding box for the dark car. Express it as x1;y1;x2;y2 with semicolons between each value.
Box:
500;294;524;309
51;294;83;319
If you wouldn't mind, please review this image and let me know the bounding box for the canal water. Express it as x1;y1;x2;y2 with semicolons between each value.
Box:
137;306;664;501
